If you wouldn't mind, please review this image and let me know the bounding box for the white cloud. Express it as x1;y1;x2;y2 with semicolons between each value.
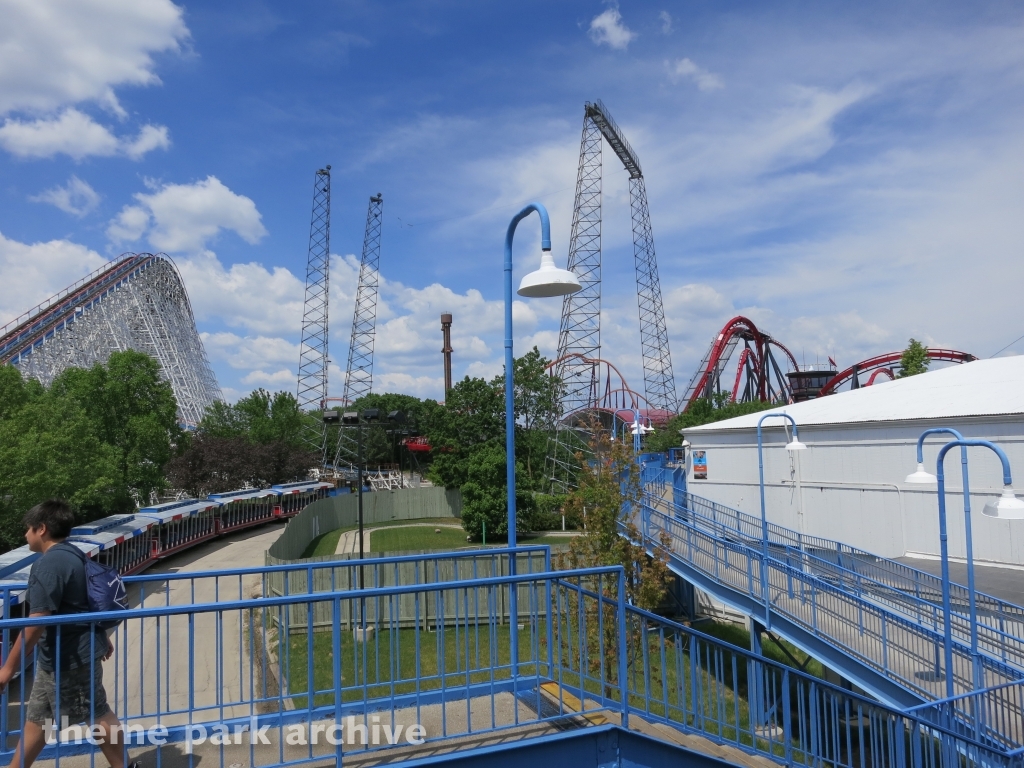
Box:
0;231;106;324
0;0;188;117
175;251;302;335
659;11;673;35
588;7;636;51
241;369;295;387
202;332;300;370
106;205;151;243
29;176;100;216
0;109;171;160
668;58;724;92
107;177;268;252
122;124;171;159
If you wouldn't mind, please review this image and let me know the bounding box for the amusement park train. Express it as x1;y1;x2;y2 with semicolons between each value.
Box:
0;480;333;615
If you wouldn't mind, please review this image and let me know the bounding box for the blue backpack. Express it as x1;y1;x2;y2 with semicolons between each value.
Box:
63;543;128;630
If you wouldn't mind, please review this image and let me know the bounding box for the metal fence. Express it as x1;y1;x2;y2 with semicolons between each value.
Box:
677;488;1024;653
267;487;463;561
638;492;1024;752
1;552;1018;768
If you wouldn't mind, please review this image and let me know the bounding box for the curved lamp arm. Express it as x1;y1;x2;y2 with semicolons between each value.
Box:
916;427;965;464
937;439;1013;486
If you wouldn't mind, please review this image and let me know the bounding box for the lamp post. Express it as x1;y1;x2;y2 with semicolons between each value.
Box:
613;408;653;455
756;413;806;628
503;202;581;668
905;427;965;485
929;438;1024;698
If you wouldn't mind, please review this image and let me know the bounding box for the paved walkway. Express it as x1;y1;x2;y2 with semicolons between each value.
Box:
896;556;1024;607
106;524;286;729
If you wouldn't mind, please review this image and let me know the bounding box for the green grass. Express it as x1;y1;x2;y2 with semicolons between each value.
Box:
282;620;536;709
299;520;578;558
299;518;459;558
693;620;825;679
278;615;788;758
371;525;469;552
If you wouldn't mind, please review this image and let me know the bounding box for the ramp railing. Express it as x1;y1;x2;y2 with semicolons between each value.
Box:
1;555;1018;768
637;497;1024;746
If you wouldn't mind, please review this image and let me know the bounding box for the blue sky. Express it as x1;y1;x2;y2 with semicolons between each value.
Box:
2;1;1024;402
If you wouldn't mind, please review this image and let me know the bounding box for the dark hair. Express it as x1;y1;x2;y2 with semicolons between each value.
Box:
23;500;75;540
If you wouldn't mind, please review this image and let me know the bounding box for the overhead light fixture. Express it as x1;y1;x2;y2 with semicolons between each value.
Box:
904;463;938;484
342;411;359;425
362;408;381;421
517;250;582;298
983;487;1024;519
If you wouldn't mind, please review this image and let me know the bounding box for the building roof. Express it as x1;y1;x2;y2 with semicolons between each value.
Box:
687;356;1024;432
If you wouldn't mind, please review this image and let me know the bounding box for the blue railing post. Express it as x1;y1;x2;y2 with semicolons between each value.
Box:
333;596;344;764
617;568;629;729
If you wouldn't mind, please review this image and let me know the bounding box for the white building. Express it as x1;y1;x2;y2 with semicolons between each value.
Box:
683;356;1024;567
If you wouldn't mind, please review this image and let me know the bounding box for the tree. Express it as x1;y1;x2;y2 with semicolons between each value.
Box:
458;442;536;539
557;428;673;690
0;367;120;550
493;346;560;485
49;350;181;509
645;395;775;453
166;389;318;494
898;338;930;378
337;392;438;466
561;430;672;611
424;375;505;489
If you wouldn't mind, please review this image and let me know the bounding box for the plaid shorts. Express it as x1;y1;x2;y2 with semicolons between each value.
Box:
26;663;110;726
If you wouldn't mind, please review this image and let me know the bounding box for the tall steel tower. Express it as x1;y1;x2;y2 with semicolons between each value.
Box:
332;194;384;470
548;101;677;490
296;166;332;459
342;193;384;403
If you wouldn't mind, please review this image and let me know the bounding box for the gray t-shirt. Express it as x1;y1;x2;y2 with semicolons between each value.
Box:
25;542;105;672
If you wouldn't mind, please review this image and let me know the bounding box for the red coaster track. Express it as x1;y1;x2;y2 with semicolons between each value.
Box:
680;316;799;412
818;348;977;396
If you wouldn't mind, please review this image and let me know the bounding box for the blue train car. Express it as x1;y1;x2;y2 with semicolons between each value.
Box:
270;481;333;516
70;515;156;575
137;498;220;558
207;488;281;534
0;540;102;617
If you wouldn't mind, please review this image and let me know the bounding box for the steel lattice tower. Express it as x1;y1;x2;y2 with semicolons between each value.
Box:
332;194;384;470
342;194;383;403
628;173;676;413
296;166;332;459
0;253;221;425
548;113;604;490
548;101;678;490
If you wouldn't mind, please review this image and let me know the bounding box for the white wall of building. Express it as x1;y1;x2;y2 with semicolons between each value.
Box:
686;415;1024;567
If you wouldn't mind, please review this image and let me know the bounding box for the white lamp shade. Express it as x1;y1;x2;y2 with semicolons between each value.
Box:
983;488;1024;520
518;251;582;298
786;438;807;452
905;463;938;485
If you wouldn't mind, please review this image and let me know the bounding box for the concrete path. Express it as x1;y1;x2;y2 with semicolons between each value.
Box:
334;522;464;555
105;524;286;729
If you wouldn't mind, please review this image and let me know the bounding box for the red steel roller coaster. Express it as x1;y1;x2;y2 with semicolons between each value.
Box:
680;316;799;412
680;317;977;412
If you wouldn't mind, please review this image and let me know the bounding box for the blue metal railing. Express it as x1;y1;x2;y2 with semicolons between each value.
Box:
1;552;1019;768
653;490;1024;671
634;494;1024;751
677;486;1024;639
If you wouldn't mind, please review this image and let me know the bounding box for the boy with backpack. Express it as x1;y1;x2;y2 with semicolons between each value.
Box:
0;500;137;768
